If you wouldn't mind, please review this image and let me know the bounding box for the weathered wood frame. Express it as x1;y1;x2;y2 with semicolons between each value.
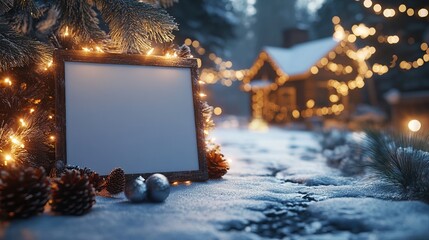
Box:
54;50;208;182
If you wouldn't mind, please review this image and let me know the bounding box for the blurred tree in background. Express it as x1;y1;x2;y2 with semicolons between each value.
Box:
167;0;238;66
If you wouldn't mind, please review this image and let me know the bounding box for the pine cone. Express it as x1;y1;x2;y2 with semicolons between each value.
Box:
0;167;50;219
206;148;230;179
177;44;191;58
64;166;106;192
106;168;125;195
50;170;95;215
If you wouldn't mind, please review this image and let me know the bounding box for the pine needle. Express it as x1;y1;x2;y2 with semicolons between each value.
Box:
96;0;178;53
56;0;106;44
0;23;52;72
362;130;429;201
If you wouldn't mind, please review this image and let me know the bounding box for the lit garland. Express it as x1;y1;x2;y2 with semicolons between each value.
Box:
332;16;429;72
182;38;247;87
360;0;429;19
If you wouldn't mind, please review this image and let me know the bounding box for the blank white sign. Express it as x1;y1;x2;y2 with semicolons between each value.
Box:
64;62;199;175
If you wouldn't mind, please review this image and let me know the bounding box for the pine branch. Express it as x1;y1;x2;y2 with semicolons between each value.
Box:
2;0;44;34
0;0;13;14
0;112;51;170
55;0;106;44
0;23;52;72
96;0;178;53
362;130;429;201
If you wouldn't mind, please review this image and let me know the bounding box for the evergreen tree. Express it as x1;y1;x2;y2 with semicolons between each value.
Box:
0;0;178;170
167;0;238;66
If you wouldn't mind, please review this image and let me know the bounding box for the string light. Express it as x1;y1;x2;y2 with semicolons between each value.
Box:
183;38;247;86
418;8;429;17
3;77;12;86
44;60;53;71
63;26;69;37
360;0;428;19
213;107;222;116
19;118;27;127
4;154;12;166
146;48;154;55
408;119;421;132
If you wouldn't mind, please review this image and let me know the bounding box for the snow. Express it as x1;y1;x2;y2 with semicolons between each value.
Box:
264;37;339;76
1;125;429;239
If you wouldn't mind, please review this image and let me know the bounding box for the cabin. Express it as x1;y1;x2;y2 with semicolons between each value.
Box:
242;36;374;124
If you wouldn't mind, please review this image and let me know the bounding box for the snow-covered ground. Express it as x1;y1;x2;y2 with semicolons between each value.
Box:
1;126;429;240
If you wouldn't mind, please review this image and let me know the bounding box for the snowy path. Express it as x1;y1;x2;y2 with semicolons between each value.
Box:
1;127;429;240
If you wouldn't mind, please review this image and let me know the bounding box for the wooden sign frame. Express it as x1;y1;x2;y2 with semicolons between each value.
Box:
54;50;208;182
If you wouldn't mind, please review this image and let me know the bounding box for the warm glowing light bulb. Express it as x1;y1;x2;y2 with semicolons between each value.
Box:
373;4;382;13
19;118;26;126
4;77;12;86
418;8;429;17
383;8;395;17
82;47;90;52
184;38;192;46
306;99;315;109
63;26;69;37
363;0;372;8
95;46;103;52
10;136;19;145
147;48;154;55
192;40;200;48
408;119;421;132
4;154;12;164
199;93;207;98
292;110;300;119
329;94;339;103
213;107;222;115
310;66;319;74
332;16;340;24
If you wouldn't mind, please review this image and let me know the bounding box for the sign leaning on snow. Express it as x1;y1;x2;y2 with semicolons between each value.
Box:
54;50;208;182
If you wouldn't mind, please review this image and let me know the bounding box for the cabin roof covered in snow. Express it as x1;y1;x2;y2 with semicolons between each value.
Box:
263;37;340;77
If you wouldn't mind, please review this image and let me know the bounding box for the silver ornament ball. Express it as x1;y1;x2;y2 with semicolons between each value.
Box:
146;174;170;202
125;176;147;203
